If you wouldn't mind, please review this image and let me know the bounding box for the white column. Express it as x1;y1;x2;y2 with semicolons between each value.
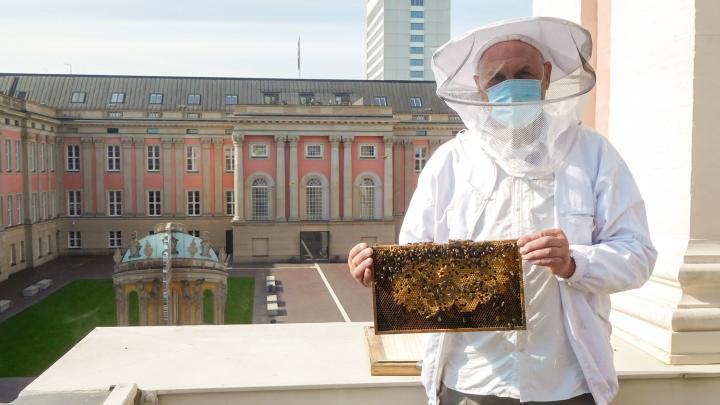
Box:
213;138;224;215
232;132;244;221
287;135;299;221
383;136;394;220
329;135;341;220
274;135;286;221
201;138;211;215
342;135;354;220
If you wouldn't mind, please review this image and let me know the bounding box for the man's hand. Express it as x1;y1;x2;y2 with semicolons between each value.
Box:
517;228;575;279
348;243;374;287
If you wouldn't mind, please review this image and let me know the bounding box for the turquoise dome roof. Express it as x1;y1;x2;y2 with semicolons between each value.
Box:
122;231;219;263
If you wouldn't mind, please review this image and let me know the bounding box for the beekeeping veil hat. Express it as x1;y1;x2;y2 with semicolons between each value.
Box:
431;16;595;177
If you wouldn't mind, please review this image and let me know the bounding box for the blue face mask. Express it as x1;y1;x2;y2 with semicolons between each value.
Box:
486;79;543;128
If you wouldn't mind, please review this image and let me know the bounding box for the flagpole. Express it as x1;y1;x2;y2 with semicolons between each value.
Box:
297;36;301;79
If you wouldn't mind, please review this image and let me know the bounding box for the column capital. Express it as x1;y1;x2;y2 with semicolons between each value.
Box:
287;135;300;144
329;135;342;144
429;138;443;146
200;137;213;145
160;137;174;145
120;137;134;146
232;133;245;144
54;136;64;144
93;137;106;146
211;137;225;144
383;135;395;144
274;134;287;143
172;138;185;144
341;135;354;143
132;136;145;145
80;136;94;144
401;138;414;146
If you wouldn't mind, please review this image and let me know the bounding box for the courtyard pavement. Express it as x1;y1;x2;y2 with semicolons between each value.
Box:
0;257;372;402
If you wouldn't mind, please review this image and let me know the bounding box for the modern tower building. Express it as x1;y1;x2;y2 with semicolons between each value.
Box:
366;0;451;81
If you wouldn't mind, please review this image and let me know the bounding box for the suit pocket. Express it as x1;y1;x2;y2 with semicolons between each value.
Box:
565;213;595;245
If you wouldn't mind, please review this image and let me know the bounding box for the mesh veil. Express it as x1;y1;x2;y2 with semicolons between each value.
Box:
432;17;596;177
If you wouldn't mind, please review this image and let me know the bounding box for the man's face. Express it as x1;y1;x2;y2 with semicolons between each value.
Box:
473;40;552;102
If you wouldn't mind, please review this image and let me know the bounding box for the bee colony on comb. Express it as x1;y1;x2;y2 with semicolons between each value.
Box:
371;239;525;334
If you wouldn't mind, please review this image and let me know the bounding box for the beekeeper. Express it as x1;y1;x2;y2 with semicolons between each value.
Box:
347;16;657;405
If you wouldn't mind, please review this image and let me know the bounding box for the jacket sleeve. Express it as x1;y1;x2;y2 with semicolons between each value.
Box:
562;141;657;295
398;164;438;245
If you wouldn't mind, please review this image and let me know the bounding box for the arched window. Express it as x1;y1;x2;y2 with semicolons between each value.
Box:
251;178;269;220
360;178;376;219
203;289;215;324
305;178;323;220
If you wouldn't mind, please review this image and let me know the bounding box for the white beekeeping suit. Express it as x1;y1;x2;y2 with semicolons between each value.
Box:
400;17;657;405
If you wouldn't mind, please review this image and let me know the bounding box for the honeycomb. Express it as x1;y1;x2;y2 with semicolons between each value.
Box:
372;239;525;334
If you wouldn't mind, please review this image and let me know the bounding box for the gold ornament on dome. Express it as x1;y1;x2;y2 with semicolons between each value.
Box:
371;240;525;334
143;240;154;257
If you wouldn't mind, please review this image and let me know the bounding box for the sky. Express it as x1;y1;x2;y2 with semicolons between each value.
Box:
0;0;531;79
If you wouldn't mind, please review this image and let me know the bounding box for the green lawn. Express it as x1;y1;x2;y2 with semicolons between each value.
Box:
0;276;254;377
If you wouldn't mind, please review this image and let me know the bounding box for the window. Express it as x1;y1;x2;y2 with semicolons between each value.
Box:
334;93;350;105
149;93;163;104
16;194;23;224
187;191;200;216
410;47;424;54
108;191;122;216
412;114;428;120
147;112;162;119
409;97;423;108
37;237;43;258
305;144;323;159
360;178;376;219
410;35;424;43
49;143;55;171
305;178;323;220
31;194;37;222
416;130;428;136
250;143;269;159
187;94;201;105
109;231;122;248
225;95;238;105
4;139;10;171
7;196;13;226
147;128;159;134
263;92;279;104
10;244;16;265
68;190;82;217
39;143;45;172
50;191;56;217
15;141;21;170
41;192;47;220
359;144;377;159
110;92;125;104
107;128;119;134
225;190;234;215
68;231;81;249
71;92;86;103
410;59;424;66
29;143;35;172
224;148;235;172
410;23;424;30
19;240;25;262
108;112;123;118
186;128;199;134
415;146;428;172
148;191;161;216
410;10;424;18
186;112;201;119
107;145;121;171
147;145;160;171
299;93;314;105
411;0;424;5
188;230;200;237
410;71;425;79
186;146;199;171
251;178;269;220
373;96;387;106
66;145;80;171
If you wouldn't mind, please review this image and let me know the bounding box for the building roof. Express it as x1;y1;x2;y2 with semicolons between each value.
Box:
0;73;452;114
121;225;219;264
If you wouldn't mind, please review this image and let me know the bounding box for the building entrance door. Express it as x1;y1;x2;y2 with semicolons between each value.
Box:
299;231;329;261
225;230;233;256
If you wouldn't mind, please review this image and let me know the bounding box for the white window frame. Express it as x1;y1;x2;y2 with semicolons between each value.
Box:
147;145;160;172
251;178;270;220
359;144;377;159
29;143;35;172
7;196;13;226
148;190;162;216
68;231;81;249
67;190;81;217
107;145;121;172
225;190;235;215
187;94;201;105
39;143;46;172
15;140;21;171
49;143;55;171
149;93;163;104
4;139;11;171
71;91;86;103
110;92;125;104
108;190;122;216
16;194;23;224
304;143;324;159
414;146;427;172
250;143;269;159
30;193;37;223
225;95;238;105
186;146;199;171
66;145;80;172
359;177;377;220
41;192;47;220
109;231;122;248
373;96;387;106
224;147;235;172
187;190;201;216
